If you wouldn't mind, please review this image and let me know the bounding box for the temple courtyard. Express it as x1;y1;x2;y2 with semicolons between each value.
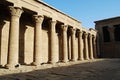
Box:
0;59;120;80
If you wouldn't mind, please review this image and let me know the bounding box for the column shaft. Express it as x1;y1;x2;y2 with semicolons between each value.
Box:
6;6;23;69
61;25;68;62
70;28;77;61
108;27;115;42
32;15;44;66
96;34;100;57
93;36;97;58
78;30;84;60
89;34;94;59
84;33;89;60
49;20;57;64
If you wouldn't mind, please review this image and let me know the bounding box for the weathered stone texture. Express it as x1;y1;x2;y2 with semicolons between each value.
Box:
0;0;97;69
95;17;120;58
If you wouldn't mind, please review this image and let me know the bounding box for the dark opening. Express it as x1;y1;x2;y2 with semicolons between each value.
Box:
102;26;110;42
114;24;120;41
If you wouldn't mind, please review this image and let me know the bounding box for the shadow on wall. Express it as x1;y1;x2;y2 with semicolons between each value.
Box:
19;12;35;65
0;59;120;80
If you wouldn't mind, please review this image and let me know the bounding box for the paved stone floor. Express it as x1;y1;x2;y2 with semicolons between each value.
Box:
0;59;120;80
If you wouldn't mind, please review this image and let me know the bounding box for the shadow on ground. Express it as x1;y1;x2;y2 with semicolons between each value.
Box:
0;59;120;80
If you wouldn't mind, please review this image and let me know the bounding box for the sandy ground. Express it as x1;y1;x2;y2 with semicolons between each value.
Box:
0;59;120;80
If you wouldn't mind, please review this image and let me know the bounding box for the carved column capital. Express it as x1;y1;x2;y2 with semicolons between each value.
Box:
78;30;83;33
88;33;93;39
9;6;23;17
33;15;44;23
84;32;88;38
61;25;68;32
70;28;76;35
93;35;96;39
77;30;83;37
49;20;57;31
50;20;57;27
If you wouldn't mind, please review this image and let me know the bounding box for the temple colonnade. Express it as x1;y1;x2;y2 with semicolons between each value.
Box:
0;5;97;69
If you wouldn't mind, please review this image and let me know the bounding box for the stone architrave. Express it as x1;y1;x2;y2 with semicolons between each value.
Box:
61;25;68;62
32;15;44;66
5;6;23;69
78;30;84;60
49;20;57;64
70;28;77;61
84;33;89;60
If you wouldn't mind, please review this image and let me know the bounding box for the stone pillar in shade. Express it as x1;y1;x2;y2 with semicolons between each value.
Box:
32;15;44;66
49;20;57;64
70;28;77;61
78;30;84;60
84;32;89;60
108;27;115;42
61;25;68;62
89;34;94;59
5;6;23;69
93;35;97;58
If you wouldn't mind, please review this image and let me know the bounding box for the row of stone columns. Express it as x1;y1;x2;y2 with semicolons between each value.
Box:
67;28;96;61
5;6;97;69
60;27;96;63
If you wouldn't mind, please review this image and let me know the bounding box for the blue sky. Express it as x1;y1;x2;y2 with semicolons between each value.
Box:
42;0;120;29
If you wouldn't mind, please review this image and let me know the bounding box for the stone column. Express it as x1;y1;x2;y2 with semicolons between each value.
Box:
93;35;97;58
61;25;68;62
108;27;115;42
32;15;44;66
78;30;84;60
84;33;89;60
49;20;57;64
70;28;77;61
96;33;100;57
5;6;23;69
89;34;94;59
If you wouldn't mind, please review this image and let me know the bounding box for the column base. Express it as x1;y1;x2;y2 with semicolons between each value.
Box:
5;63;20;69
31;62;41;66
90;57;94;60
48;61;56;64
85;58;90;60
78;58;84;61
71;59;77;62
62;60;68;63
